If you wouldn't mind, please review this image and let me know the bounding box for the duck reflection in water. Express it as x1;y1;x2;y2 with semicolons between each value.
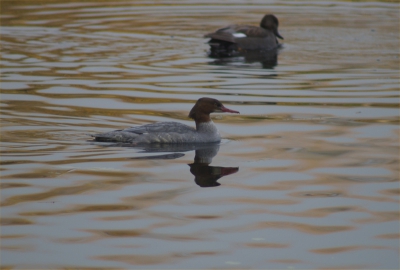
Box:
188;144;238;187
130;143;239;187
209;50;279;69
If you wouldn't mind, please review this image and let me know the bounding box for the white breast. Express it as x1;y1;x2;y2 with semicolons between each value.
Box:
196;121;221;143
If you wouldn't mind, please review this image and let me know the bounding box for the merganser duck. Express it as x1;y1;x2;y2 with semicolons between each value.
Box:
91;97;239;144
204;14;283;57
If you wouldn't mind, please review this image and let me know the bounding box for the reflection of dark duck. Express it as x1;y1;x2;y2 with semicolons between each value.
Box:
188;144;239;187
204;14;283;58
210;49;279;69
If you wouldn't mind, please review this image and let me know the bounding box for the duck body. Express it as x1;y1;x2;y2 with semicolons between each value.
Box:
94;121;221;144
92;98;239;144
205;14;283;57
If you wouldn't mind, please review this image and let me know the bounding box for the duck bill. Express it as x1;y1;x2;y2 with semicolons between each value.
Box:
220;105;240;114
275;30;284;40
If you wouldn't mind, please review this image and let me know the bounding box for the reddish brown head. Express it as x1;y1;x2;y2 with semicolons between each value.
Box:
188;97;239;124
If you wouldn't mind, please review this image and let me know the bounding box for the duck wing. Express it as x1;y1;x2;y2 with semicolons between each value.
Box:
205;25;268;43
233;25;269;38
205;25;237;43
92;122;196;143
122;122;195;134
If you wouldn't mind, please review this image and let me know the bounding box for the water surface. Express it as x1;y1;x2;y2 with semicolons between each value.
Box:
1;0;399;269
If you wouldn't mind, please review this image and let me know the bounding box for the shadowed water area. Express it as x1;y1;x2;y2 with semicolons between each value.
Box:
1;0;399;269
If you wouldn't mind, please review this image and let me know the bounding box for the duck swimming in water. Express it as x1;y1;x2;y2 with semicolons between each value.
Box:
91;97;239;144
204;14;284;57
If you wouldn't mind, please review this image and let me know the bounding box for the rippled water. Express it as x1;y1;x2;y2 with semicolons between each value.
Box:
1;0;399;269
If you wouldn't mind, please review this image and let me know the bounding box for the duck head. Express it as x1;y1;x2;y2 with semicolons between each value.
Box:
260;14;284;40
189;97;239;123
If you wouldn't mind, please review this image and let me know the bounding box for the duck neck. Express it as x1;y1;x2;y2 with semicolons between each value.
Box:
196;120;219;135
191;112;211;130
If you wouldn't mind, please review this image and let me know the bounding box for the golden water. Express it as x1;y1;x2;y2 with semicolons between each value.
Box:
1;0;399;269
